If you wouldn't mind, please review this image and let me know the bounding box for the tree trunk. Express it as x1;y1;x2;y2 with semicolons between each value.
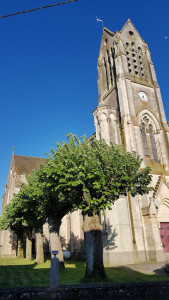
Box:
17;237;24;258
48;217;64;268
35;228;44;264
84;213;107;279
26;236;32;260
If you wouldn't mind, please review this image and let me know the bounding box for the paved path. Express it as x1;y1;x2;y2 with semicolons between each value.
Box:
122;261;167;275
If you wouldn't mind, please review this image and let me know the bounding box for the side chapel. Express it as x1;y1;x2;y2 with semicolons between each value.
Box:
1;20;169;265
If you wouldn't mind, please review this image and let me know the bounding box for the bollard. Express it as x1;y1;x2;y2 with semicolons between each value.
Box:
50;250;59;288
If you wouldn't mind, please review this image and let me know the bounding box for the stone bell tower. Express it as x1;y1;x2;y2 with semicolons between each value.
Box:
93;20;169;265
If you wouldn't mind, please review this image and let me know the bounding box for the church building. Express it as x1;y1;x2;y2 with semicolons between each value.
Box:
1;20;169;266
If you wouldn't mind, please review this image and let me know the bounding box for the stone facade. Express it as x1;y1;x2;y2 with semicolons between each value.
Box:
93;19;169;265
1;20;169;265
0;150;46;257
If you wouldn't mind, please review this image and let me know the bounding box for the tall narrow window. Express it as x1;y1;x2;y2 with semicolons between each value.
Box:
140;114;159;163
149;124;158;162
141;123;149;156
111;47;115;85
107;50;113;86
104;57;109;90
96;116;101;140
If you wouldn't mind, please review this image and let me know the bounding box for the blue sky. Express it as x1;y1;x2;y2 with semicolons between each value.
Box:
0;0;169;211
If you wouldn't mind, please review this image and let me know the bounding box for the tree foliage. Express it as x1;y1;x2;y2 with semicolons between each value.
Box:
0;171;46;235
0;194;25;237
44;134;152;215
77;138;153;214
0;134;152;230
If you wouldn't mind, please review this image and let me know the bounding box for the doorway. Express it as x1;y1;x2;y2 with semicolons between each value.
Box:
160;223;169;252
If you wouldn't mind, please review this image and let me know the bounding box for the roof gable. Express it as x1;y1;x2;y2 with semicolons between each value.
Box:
120;19;146;44
14;155;46;175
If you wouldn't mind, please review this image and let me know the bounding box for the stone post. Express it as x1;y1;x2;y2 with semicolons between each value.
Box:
50;251;59;288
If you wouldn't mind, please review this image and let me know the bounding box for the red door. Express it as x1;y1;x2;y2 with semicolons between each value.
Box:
160;223;169;252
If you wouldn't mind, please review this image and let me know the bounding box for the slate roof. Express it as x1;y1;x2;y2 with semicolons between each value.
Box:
14;155;46;175
87;133;96;143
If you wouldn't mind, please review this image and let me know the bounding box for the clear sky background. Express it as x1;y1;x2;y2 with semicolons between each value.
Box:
0;0;169;211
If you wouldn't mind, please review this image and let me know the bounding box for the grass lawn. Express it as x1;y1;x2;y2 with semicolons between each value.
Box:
0;257;169;288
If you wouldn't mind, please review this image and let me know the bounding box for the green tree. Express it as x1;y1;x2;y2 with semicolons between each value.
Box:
42;134;152;278
17;172;47;263
0;171;47;262
74;138;153;278
0;195;29;258
36;135;84;266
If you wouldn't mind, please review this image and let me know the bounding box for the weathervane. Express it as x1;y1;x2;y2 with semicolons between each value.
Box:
96;16;103;30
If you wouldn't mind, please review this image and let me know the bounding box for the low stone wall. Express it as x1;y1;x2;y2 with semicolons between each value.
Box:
1;282;169;300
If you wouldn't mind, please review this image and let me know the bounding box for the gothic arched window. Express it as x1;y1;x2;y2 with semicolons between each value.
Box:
149;124;158;162
140;115;159;163
141;122;149;156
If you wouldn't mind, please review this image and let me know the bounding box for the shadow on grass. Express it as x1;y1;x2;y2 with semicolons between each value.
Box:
0;259;169;289
0;263;50;288
0;260;85;288
80;265;169;285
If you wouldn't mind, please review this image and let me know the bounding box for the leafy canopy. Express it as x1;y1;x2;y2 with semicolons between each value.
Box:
0;134;153;231
43;134;152;215
0;171;47;234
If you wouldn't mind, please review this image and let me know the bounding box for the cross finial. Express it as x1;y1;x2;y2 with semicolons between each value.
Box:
12;146;15;156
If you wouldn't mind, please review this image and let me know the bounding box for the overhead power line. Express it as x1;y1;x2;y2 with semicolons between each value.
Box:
0;0;79;19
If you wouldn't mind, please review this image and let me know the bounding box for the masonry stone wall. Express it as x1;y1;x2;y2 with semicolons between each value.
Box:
1;282;169;300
